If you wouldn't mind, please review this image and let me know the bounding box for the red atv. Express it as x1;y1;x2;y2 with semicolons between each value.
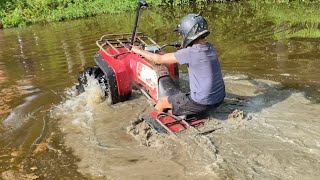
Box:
76;0;205;135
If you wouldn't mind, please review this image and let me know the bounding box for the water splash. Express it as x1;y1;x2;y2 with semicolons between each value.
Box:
50;75;105;129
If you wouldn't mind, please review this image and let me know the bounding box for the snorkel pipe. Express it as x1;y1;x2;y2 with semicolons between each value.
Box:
130;0;148;47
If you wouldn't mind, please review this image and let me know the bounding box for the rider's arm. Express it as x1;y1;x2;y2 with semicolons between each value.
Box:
131;46;178;64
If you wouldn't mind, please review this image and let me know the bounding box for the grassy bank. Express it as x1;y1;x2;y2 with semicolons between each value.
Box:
0;0;148;28
0;0;215;28
0;0;319;39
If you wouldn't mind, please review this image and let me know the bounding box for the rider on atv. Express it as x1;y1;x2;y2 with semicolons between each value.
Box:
132;14;225;116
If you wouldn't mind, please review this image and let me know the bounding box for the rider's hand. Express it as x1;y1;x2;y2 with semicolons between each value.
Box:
131;46;142;54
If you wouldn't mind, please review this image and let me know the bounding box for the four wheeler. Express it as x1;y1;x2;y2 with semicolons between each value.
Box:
76;0;206;135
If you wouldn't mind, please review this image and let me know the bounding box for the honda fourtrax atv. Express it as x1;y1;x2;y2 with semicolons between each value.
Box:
76;0;206;135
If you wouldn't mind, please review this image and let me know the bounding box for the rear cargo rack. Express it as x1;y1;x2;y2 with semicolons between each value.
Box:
96;32;160;58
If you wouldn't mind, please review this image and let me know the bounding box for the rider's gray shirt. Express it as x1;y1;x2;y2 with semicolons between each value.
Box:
174;42;225;105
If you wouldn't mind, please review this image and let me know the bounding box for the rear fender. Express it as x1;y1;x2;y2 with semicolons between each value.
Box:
95;52;131;103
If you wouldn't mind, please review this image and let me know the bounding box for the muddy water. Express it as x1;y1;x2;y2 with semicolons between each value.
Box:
1;2;320;179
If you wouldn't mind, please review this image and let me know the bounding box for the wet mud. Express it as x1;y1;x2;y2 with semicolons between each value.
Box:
51;75;320;179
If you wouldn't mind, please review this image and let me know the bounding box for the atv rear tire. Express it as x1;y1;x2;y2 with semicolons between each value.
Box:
76;66;113;105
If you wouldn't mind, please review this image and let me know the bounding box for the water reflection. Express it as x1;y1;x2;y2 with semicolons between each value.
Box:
61;40;73;73
76;41;87;69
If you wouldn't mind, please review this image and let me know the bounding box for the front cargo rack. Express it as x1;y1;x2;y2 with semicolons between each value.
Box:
96;32;160;58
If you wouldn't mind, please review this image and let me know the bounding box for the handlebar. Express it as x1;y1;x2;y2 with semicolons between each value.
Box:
131;0;148;47
160;41;181;50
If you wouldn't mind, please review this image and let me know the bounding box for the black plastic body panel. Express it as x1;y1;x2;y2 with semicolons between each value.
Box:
158;76;181;97
173;63;180;87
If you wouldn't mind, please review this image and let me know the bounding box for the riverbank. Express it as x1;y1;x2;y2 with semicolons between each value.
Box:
1;0;320;40
0;0;203;28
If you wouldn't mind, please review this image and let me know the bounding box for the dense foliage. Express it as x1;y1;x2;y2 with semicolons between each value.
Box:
0;0;143;27
0;0;319;33
0;0;216;28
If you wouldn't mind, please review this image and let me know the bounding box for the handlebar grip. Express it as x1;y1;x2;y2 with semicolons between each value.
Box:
139;0;148;7
172;41;181;48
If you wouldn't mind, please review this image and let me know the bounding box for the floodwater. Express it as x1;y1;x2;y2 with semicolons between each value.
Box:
1;2;320;179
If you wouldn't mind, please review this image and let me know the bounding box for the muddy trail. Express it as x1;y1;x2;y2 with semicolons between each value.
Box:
49;74;320;179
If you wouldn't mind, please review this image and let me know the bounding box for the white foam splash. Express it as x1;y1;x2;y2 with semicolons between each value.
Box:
50;75;105;129
83;75;105;105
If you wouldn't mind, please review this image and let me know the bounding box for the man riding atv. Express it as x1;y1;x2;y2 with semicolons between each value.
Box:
132;14;225;116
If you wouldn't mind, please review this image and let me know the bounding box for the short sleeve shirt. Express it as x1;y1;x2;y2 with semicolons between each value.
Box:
174;42;225;105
